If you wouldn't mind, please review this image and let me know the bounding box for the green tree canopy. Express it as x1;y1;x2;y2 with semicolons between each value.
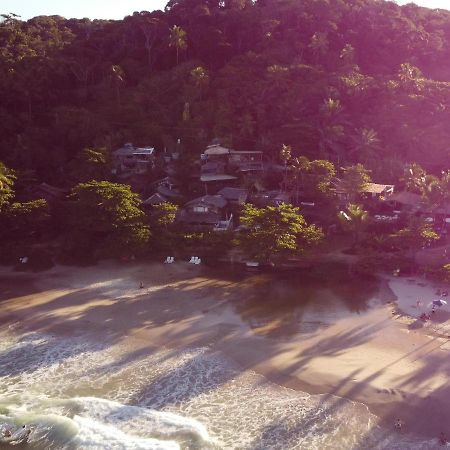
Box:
390;218;439;257
238;203;323;263
68;147;110;184
339;164;372;201
0;161;16;210
66;181;150;259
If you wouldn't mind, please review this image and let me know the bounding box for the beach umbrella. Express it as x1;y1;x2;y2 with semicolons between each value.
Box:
432;299;447;307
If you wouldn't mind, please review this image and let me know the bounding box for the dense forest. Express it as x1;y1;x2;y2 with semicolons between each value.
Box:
1;0;450;272
1;0;450;185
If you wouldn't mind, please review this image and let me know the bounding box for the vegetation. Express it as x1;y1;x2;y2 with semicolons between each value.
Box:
64;181;150;261
238;203;323;263
2;0;450;179
390;218;440;257
0;1;449;274
337;203;369;244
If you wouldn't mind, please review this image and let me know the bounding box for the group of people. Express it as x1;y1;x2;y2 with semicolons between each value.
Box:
417;290;448;321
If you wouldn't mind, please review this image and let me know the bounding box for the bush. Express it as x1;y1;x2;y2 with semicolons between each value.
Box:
425;264;450;283
354;253;416;277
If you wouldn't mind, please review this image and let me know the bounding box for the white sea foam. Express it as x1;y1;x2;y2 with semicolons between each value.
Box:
0;330;441;449
70;415;179;450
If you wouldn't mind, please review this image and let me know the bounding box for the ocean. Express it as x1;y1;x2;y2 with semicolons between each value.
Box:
0;329;441;449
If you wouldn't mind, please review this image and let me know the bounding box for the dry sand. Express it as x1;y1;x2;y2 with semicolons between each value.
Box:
0;261;450;442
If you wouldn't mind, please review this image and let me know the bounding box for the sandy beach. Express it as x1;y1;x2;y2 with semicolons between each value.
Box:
0;260;449;447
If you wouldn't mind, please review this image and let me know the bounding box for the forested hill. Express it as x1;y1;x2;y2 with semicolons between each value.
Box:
2;0;450;185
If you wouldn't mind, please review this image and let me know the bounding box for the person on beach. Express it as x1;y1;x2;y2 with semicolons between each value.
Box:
394;419;403;431
439;432;448;445
139;281;144;289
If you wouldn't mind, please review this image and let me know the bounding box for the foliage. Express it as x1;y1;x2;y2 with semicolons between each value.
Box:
0;161;16;210
2;1;450;179
66;181;150;259
238;203;323;262
337;203;369;243
339;164;372;201
169;25;187;65
424;264;450;283
390;218;439;256
181;230;232;259
2;1;450;267
355;253;416;277
287;156;336;199
150;202;178;229
0;162;50;258
2;199;49;239
68;147;110;183
148;202;180;253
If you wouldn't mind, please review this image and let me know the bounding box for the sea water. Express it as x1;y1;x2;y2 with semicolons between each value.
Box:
0;330;441;449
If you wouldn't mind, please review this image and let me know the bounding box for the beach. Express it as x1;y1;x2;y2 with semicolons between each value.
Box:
0;261;449;449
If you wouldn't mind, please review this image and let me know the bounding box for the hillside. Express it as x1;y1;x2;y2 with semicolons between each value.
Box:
1;0;450;185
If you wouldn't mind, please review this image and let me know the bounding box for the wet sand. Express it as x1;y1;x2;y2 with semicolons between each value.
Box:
0;261;449;444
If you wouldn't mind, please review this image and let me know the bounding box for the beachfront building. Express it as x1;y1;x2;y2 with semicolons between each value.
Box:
177;194;233;231
334;181;395;205
362;183;395;200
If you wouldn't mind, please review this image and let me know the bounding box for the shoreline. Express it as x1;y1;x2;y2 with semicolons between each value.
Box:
0;261;449;445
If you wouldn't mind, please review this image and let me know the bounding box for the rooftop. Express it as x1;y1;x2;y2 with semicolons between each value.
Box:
185;195;227;209
218;187;248;203
362;183;395;194
200;174;237;182
388;190;423;206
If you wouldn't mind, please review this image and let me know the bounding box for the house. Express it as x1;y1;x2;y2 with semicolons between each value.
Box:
201;161;226;175
362;183;395;199
112;143;155;175
217;187;248;206
142;192;168;207
251;190;291;207
228;150;264;172
333;180;395;204
203;144;232;159
200;144;264;176
200;174;238;194
156;178;182;199
177;194;232;230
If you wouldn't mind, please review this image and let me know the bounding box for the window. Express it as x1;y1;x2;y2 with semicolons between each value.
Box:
193;206;208;213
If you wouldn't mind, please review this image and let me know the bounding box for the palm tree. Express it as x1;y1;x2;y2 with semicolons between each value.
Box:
349;128;380;165
280;144;291;191
398;63;424;92
402;163;427;194
169;25;187;65
290;156;310;202
110;65;125;108
339;164;371;202
337;203;369;244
